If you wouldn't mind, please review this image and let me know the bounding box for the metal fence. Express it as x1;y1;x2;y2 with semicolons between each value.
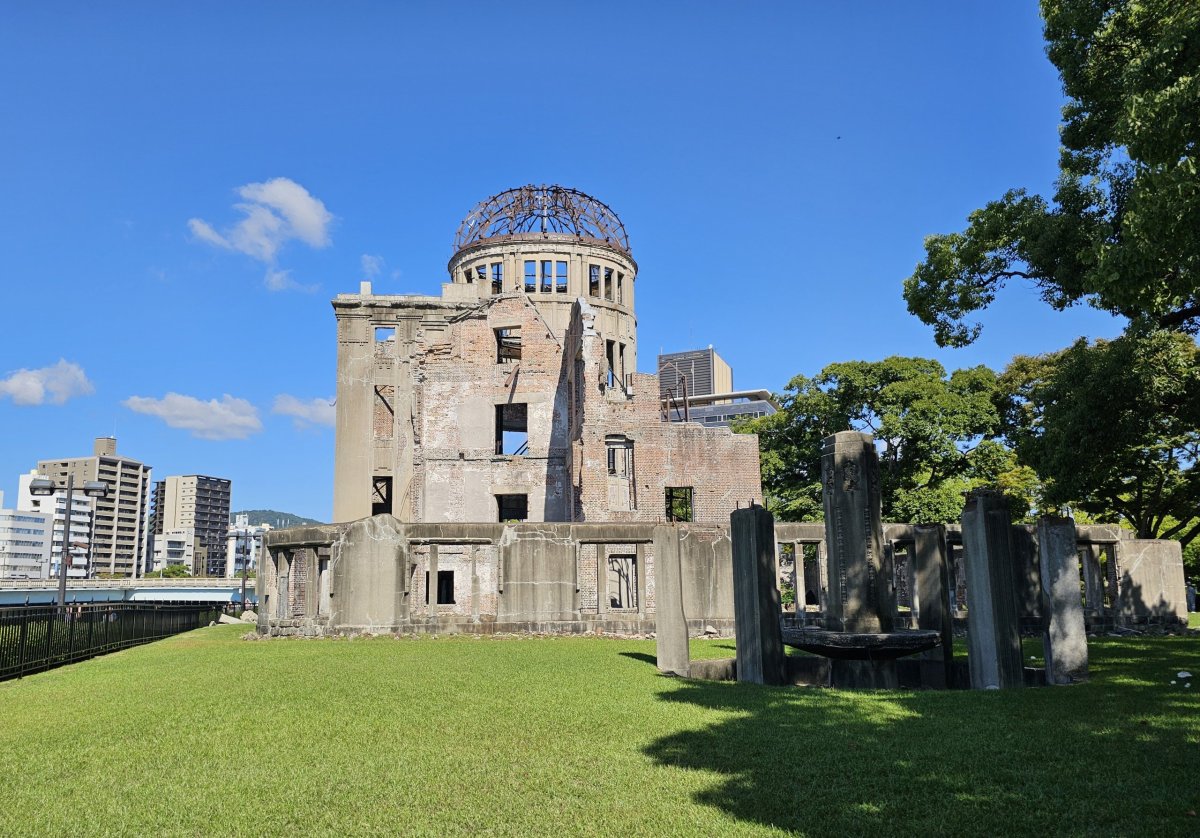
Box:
0;602;223;681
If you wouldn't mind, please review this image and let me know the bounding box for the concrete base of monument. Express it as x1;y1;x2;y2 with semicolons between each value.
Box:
780;627;943;660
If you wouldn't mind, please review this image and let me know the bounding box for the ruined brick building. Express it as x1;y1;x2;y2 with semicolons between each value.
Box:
331;185;762;527
257;186;762;635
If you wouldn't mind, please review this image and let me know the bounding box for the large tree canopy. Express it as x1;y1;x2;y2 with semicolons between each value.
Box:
904;0;1200;347
738;356;1023;524
998;329;1200;545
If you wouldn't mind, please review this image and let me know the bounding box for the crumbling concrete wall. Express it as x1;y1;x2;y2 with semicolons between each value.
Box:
1116;539;1188;626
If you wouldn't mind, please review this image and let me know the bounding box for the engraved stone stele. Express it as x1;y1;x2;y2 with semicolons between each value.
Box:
1037;516;1088;684
961;490;1024;689
731;505;785;685
820;431;894;633
653;525;690;677
913;524;954;689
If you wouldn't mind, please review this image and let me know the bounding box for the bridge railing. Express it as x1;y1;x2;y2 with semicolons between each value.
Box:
0;578;246;589
0;602;223;682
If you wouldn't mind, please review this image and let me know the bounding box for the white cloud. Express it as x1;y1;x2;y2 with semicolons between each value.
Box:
263;267;316;293
361;253;384;279
273;394;335;429
123;392;262;440
187;177;332;290
0;360;94;406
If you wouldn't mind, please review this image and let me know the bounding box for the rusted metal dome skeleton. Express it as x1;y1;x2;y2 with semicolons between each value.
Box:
453;184;631;256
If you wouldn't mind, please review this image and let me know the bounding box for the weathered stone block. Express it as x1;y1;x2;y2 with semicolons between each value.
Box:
730;505;784;685
961;490;1024;689
1037;516;1088;684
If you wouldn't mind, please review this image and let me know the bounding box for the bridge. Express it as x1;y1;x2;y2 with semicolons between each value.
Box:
0;578;258;607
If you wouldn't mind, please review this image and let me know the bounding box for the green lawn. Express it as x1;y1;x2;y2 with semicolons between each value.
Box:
1;627;1198;837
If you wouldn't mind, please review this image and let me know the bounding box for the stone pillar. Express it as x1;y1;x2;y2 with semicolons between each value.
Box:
1080;543;1104;616
913;524;953;689
1037;516;1088;684
731;505;785;685
961;490;1024;689
821;431;894;632
595;543;608;618
636;542;647;620
427;543;439;620
653;526;690;678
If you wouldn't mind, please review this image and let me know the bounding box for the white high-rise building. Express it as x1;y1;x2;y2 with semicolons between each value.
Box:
225;514;270;579
0;490;51;580
18;470;94;578
152;528;205;574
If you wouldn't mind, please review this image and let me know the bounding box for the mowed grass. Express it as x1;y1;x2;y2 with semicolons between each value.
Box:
1;628;1198;837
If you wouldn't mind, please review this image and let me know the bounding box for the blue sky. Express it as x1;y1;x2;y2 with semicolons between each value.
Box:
0;2;1125;522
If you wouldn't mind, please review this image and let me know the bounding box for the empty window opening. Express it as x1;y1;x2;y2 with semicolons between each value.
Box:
801;543;821;606
491;263;504;294
588;264;600;297
605;340;617;388
497;494;528;522
474;264;487;284
607;554;638;609
495;327;522;364
665;487;693;522
371;476;393;517
616;272;624;304
541;260;553;293
604;267;614;300
555;261;568;293
606;435;633;477
495;403;529;455
524;261;537;293
425;569;456;605
374;326;396;342
618;343;626;385
464;268;473;284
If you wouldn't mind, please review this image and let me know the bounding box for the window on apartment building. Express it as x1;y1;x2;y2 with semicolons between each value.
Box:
616;272;624;304
665;487;694;522
588;264;600;297
607;554;638;609
425;570;456;605
555;261;568;293
495;403;528;455
495;327;522;364
541;260;553;293
604;267;614;301
371;476;393;517
524;261;537;293
491;263;504;294
375;326;396;342
496;494;528;522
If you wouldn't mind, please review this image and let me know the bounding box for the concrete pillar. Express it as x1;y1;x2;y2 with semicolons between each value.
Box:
427;543;439;619
731;505;785;685
595;543;607;618
961;490;1024;689
1037;517;1088;684
913;524;953;689
470;548;481;623
820;431;894;633
791;541;803;616
636;542;647;619
653;526;690;677
1080;543;1104;616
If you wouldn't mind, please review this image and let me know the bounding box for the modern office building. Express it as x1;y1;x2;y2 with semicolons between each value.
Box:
657;347;733;401
17;470;94;578
37;437;152;577
657;347;777;428
0;491;51;580
151;475;232;576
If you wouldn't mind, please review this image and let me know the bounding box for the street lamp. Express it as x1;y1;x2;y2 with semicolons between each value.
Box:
29;475;109;610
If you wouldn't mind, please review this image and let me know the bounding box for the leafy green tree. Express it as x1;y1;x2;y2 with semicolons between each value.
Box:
998;329;1200;545
738;356;1009;523
904;0;1200;347
145;564;192;579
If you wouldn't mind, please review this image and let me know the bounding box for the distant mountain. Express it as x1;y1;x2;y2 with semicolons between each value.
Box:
232;509;325;528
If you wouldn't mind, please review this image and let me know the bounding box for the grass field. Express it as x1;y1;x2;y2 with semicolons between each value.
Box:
1;627;1197;837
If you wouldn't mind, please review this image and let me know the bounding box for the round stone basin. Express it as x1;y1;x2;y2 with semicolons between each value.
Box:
781;627;942;661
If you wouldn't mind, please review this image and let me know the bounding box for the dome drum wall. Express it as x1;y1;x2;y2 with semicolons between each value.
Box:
446;189;639;379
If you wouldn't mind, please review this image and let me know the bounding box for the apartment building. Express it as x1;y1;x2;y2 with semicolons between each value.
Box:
152;475;231;575
37;437;152;577
0;491;51;580
17;470;94;578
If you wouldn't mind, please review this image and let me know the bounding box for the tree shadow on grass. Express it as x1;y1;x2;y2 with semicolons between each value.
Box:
641;637;1200;834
